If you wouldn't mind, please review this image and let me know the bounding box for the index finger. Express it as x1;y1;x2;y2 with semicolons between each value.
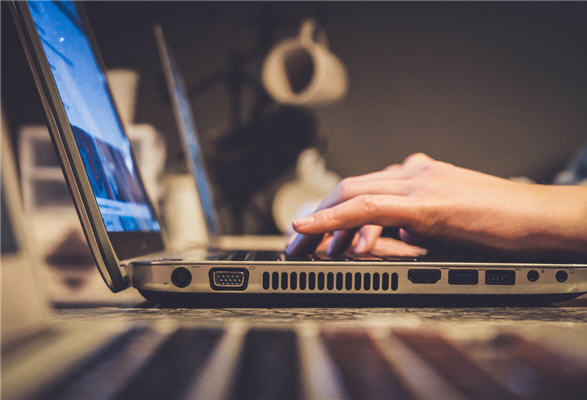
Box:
292;194;413;235
285;232;324;257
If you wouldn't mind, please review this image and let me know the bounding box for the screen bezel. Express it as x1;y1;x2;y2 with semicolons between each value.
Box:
10;1;165;291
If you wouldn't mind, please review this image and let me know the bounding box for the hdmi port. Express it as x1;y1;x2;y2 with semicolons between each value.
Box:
209;268;249;291
408;269;441;284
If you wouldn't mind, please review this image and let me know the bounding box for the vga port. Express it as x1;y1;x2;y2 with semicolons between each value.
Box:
214;271;244;286
209;268;249;290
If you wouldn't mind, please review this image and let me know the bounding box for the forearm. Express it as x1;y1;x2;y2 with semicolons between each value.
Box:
528;185;587;254
425;183;587;254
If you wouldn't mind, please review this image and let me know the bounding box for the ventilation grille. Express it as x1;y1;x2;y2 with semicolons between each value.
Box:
262;271;398;292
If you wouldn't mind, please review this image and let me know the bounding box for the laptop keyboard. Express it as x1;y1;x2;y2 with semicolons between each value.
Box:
204;248;585;264
206;249;420;262
38;323;587;400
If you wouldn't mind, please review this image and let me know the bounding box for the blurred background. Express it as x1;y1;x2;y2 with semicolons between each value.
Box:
3;5;587;395
3;1;587;237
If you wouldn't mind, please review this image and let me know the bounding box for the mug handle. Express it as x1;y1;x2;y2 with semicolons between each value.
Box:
299;19;329;47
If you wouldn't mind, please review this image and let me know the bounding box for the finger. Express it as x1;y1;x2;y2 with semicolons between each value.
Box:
286;157;426;257
293;194;413;234
402;152;434;169
399;228;432;245
316;233;334;253
313;164;422;213
316;179;412;214
291;180;410;256
384;163;402;172
382;153;433;174
327;228;359;255
285;232;324;256
354;225;382;253
372;237;428;257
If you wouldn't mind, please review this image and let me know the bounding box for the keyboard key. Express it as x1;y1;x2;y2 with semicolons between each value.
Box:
250;251;284;261
113;328;222;400
321;330;411;399
314;253;352;261
229;250;250;261
284;254;317;261
228;329;300;399
347;253;384;261
381;256;421;262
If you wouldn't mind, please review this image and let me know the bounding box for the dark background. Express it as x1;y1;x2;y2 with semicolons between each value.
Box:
3;1;586;233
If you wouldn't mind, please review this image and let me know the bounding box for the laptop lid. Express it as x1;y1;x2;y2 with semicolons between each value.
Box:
154;25;221;242
1;109;51;346
11;1;164;292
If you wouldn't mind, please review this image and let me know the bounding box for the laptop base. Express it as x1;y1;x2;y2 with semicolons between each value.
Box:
138;290;585;308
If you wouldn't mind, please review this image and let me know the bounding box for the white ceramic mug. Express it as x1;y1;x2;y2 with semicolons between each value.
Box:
262;20;348;106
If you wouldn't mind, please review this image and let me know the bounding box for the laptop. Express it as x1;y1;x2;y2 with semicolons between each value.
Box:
154;25;286;251
1;108;135;399
11;1;587;306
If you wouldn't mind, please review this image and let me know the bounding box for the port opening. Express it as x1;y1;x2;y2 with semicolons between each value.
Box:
408;269;441;284
448;269;479;285
527;270;539;282
209;268;249;291
171;267;192;288
555;270;568;283
485;270;515;285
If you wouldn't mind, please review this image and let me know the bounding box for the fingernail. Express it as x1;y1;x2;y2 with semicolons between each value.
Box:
355;236;366;253
293;215;314;228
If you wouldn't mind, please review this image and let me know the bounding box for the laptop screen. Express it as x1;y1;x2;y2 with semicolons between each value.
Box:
155;27;221;238
27;1;160;233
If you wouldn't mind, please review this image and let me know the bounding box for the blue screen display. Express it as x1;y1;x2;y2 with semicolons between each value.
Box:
28;1;160;232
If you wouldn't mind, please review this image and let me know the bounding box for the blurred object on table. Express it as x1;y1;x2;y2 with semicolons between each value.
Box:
19;125;73;211
45;229;95;291
1;107;50;344
273;147;339;233
554;145;587;186
162;174;209;250
106;69;140;126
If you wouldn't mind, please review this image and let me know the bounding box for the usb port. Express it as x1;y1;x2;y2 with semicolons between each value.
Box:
449;269;478;285
485;270;515;285
408;269;441;284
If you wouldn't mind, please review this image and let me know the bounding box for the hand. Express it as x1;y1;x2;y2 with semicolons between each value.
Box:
285;153;587;257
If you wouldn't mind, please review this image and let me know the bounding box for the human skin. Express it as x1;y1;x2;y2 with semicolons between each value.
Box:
285;153;587;257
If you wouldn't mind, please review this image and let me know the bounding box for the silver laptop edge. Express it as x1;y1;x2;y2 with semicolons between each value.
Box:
12;1;587;303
